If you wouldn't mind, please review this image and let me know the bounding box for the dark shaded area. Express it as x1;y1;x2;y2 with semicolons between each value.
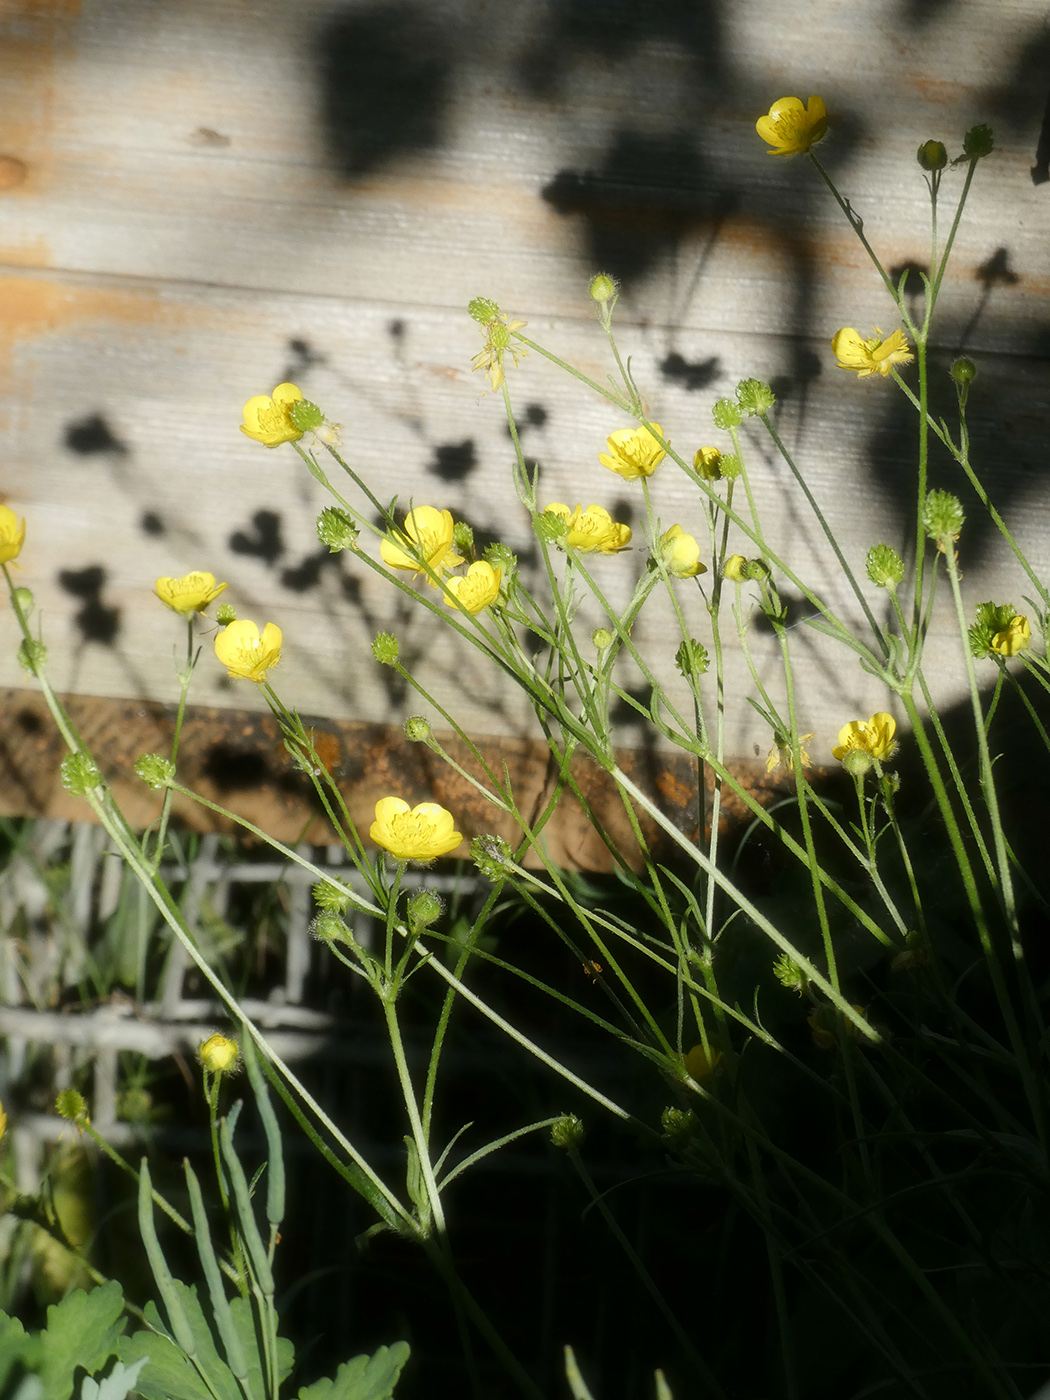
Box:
428;439;476;482
15;708;42;735
340;574;362;605
281;548;340;592
63;413;128;457
229;510;284;566
315;5;451;176
57;565;120;645
283;336;326;382
507;403;549;438
659;351;720;392
898;0;955;26
887;260;929;304
201;743;271;792
140;511;164;536
388;319;405;341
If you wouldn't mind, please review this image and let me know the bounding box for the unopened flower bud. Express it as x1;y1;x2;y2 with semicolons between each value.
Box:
963;124;994;159
60;751;101;797
736;378;776;416
468;296;501;325
12;587;33;618
589;273;617;304
916;139;947;171
923;490;965;551
288;398;325;432
550;1113;585;1150
746;559;772;581
311;911;350;943
950;356;977;385
865;543;905;589
216;602;237;626
693;446;723;480
198;1033;239;1075
407;889;444;934
317;506;359;553
55;1088;89;1126
134;753;175;789
17;638;46;674
592;627;614;651
404;715;432;742
372;632;400;665
711;397;744;430
723;555;748;582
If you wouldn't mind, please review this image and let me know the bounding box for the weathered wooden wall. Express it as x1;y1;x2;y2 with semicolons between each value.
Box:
0;0;1048;785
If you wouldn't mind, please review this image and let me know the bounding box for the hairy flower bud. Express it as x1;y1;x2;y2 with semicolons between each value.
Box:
198;1033;239;1076
407;889;444;934
317;506;359;553
61;751;101;797
550;1113;585;1150
55;1088;89;1126
736;378;776;416
589;273;617;304
950;356;977;385
923;490;965;551
404;715;432;742
134;753;175;789
468;296;501;325
723;555;748;582
963;124;994;159
12;587;33;618
916;139;947;171
592;628;614;651
311;911;351;943
711;397;743;430
866;543;905;589
372;632;400;665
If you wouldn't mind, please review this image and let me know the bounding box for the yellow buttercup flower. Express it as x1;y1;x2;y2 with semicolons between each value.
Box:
545;503;632;554
599;423;666;481
380;507;464;584
832;327;914;379
240;382;305;447
370;797;463;861
214;619;283;683
154;571;228;616
832;712;897;762
198;1033;239;1075
991;615;1031;658
683;1042;722;1084
658;525;707;579
444;560;502;613
0;1099;6;1144
766;733;814;775
724;554;748;582
0;504;25;564
756;95;828;156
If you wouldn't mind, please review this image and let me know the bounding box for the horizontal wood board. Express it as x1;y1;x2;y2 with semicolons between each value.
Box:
0;0;1047;785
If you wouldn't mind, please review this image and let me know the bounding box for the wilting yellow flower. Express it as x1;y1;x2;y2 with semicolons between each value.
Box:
658;525;707;579
683;1042;722;1084
380;507;464;584
991;615;1031;658
832;328;914;379
545;503;632;554
724;554;748;582
444;560;502;613
154;571;228;616
599;423;666;481
471;314;528;392
214;619;283;683
766;733;814;775
240;382;305;447
0;504;25;564
199;1033;239;1075
756;95;828;156
832;712;897;762
370;796;463;861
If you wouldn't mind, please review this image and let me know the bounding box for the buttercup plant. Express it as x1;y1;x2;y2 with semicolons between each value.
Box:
4;92;1050;1400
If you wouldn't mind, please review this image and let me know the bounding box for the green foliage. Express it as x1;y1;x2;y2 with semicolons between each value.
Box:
0;1282;125;1400
295;1343;410;1400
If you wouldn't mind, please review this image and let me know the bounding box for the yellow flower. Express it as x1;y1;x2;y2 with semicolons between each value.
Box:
599;423;666;481
0;1099;6;1144
832;327;914;379
724;554;748;582
545;503;632;554
471;314;528;392
154;571;228;616
370;796;463;861
199;1033;239;1075
693;446;723;480
214;619;283;683
380;507;464;584
766;733;814;775
991;615;1031;658
808;1004;869;1050
658;525;707;579
240;382;305;447
0;504;25;564
756;95;828;156
683;1042;722;1084
832;712;897;762
444;560;502;613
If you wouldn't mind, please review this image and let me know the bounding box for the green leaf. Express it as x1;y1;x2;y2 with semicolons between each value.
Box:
119;1288;241;1400
228;1295;294;1400
0;1309;29;1389
296;1341;411;1400
26;1282;126;1400
79;1355;149;1400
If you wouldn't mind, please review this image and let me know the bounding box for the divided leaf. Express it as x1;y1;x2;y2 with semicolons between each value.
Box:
296;1341;411;1400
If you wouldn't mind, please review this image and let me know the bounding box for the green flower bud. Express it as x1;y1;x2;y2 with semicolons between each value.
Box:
842;747;875;778
661;1106;699;1145
407;889;444;934
17;638;46;674
916;139;947;171
717;452;742;480
12;587;33;618
471;833;514;879
311;911;351;943
134;753;175;789
865;543;905;589
711;397;744;430
693;445;723;480
55;1088;89;1125
317;506;359;553
675;638;710;677
923;489;965;551
60;751;101;797
468;296;501;325
314;880;351;914
589;273;617;304
736;378;776;416
592;627;614;651
404;715;432;742
452;520;474;554
215;602;237;626
963;124;994;159
287;398;325;432
534;509;569;543
372;632;400;665
550;1113;585;1150
950;356;977;385
745;558;772;581
772;953;810;994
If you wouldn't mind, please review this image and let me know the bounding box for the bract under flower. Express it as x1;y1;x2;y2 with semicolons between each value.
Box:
832;327;914;379
154;571;228;616
599;423;666;481
380;507;464;584
658;525;707;579
832;712;897;763
544;503;632;554
240;382;305;447
370;796;463;861
444;560;502;613
991;614;1031;658
756;95;828;156
0;504;25;564
214;619;283;683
